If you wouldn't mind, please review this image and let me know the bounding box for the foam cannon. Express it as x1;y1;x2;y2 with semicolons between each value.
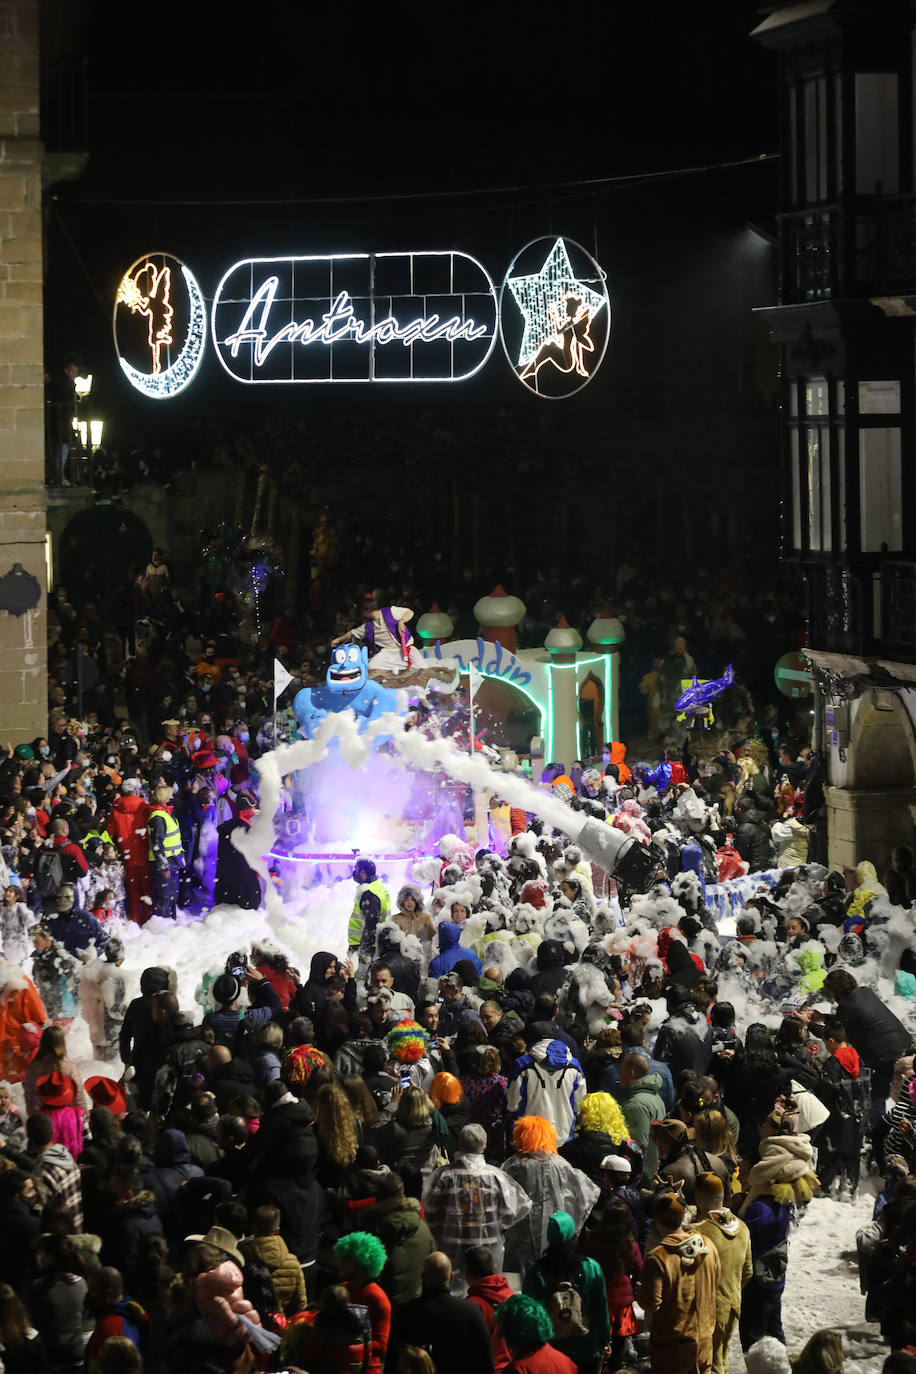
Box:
574;816;657;892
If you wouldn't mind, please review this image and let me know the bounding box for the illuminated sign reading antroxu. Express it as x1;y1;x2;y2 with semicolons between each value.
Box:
113;238;611;398
211;251;498;384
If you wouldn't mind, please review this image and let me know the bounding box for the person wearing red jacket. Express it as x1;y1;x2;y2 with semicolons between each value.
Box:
0;958;47;1082
464;1245;514;1373
816;1018;865;1199
334;1232;391;1374
106;780;151;924
715;837;746;882
49;819;89;879
494;1294;576;1374
84;1267;148;1374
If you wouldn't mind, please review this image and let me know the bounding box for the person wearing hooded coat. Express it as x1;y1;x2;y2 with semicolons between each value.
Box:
146;1126;204;1214
361;1171;436;1306
390;884;435;944
506;1024;587;1145
244;1082;325;1271
662;938;704;993
375;924;422;1002
501;967;536;1023
213;799;262;909
734;801;775;873
736;1127;818;1350
689;1172;753;1374
429;920;482;980
652;984;713;1079
637;1195;720;1374
807;968;912;1120
529;940;569;999
106;780;151;924
523;1209;610;1374
293;951;357;1023
119;966;171;1110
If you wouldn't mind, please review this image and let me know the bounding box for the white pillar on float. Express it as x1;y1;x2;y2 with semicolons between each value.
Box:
587;606;626;743
544;616;583;768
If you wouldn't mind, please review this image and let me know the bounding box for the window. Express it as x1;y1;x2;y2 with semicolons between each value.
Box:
856;73;899;196
859;380;901;414
791;73;840;206
807;424;832;552
859;427;902;551
787;376;841;553
790;430;803;550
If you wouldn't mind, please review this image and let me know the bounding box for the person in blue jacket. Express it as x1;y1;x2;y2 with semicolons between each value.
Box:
428;918;482;980
44;885;108;959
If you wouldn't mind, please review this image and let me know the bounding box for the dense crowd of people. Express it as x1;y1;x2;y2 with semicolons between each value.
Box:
1;625;916;1374
0;534;910;1374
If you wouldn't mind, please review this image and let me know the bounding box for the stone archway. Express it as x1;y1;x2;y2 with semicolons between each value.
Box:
826;691;916;872
58;506;153;606
472;677;544;756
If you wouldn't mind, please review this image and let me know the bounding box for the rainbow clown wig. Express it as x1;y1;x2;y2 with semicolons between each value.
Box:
494;1294;554;1349
333;1231;387;1281
512;1115;558;1155
386;1020;429;1064
283;1043;327;1088
576;1091;628;1143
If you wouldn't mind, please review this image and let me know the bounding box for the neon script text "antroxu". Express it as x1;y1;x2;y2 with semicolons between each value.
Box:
224;279;489;366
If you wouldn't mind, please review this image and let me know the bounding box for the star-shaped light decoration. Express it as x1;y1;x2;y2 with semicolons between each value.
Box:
506;237;607;369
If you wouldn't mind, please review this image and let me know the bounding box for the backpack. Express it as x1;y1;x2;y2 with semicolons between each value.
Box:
546;1281;589;1340
753;1239;789;1292
35;845;65;898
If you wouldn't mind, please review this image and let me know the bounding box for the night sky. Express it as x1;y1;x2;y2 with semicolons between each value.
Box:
45;0;781;460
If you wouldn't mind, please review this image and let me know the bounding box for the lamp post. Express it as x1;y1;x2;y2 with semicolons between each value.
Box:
72;373;101;488
74;415;103;488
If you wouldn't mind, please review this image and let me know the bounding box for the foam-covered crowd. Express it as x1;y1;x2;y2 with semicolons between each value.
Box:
1;714;916;1374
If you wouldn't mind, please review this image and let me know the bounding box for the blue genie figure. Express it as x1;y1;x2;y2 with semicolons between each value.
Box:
293;643;406;740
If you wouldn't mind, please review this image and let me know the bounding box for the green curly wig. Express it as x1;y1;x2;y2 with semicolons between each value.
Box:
333;1231;387;1281
494;1294;554;1348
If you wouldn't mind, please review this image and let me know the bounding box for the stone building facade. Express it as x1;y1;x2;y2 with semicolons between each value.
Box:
0;0;46;742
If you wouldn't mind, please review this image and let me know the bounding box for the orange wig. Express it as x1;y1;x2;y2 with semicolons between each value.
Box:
428;1071;462;1108
512;1115;558;1155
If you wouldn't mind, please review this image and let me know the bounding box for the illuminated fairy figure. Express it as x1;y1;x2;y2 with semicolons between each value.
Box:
520;292;595;382
117;260;174;375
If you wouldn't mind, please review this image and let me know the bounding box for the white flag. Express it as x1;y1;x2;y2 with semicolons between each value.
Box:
468;663;483;703
273;658;294;701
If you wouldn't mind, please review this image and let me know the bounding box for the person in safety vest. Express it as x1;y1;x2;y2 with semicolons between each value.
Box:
148;784;185;921
348;858;390;961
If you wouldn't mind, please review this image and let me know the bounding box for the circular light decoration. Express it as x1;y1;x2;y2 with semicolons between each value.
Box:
499;236;610;399
113;251;206;398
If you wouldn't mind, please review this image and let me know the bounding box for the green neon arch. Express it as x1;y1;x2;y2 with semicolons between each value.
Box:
463;668;551;760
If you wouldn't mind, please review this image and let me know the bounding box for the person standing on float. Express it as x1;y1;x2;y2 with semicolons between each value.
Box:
332;596;415;674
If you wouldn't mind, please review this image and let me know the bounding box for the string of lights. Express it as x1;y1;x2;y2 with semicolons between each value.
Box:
49;152;780;210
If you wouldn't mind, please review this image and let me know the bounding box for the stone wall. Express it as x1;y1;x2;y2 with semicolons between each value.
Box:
822;684;916;871
825;784;916;872
0;0;46;742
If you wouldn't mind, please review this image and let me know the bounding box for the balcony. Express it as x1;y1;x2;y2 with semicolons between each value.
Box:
782;209;837;302
804;559;916;664
882;561;916;660
780;196;916;305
